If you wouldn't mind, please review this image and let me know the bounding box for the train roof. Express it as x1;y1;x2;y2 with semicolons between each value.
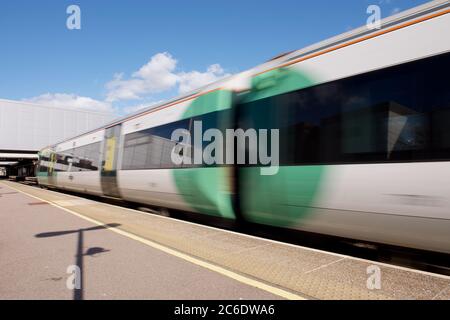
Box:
43;0;450;149
268;0;449;69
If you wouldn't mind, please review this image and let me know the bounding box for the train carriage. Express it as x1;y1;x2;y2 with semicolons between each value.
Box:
38;1;450;254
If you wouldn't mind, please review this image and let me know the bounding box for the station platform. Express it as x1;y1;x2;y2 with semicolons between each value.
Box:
1;180;449;300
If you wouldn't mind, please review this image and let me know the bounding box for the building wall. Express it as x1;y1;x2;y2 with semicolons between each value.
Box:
0;99;115;151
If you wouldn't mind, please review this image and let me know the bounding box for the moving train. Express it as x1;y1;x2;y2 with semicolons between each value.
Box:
37;1;450;254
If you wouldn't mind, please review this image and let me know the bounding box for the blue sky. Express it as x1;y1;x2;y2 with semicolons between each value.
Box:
0;0;429;115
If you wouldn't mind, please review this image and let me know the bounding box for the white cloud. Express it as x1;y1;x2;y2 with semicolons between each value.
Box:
23;93;114;113
23;52;230;116
178;64;230;94
105;52;230;101
105;52;179;102
391;7;401;15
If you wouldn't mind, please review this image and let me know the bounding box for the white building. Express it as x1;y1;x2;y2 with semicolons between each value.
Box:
0;98;116;178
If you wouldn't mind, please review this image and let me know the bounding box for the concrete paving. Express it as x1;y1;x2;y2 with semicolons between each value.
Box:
0;182;280;300
1;181;450;300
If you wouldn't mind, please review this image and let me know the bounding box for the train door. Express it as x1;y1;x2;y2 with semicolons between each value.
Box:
237;68;324;228
47;150;57;186
172;89;237;219
101;125;122;198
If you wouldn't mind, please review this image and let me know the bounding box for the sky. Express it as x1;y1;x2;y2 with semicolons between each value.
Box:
0;0;430;115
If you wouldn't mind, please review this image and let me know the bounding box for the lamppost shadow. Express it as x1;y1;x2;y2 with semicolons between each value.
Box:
35;222;121;300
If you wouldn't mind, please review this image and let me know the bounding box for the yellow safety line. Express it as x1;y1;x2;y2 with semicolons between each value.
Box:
2;182;306;300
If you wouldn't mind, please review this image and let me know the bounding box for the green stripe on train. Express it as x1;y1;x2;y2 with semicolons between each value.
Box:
174;68;326;225
240;166;325;227
239;67;325;227
240;67;326;227
241;67;315;103
174;90;236;219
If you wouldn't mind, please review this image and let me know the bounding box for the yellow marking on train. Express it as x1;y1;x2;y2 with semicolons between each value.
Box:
103;137;116;171
3;182;306;300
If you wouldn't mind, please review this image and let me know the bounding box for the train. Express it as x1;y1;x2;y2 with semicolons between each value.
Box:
37;1;450;254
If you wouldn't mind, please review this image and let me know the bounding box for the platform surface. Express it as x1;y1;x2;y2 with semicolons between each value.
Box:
1;180;449;300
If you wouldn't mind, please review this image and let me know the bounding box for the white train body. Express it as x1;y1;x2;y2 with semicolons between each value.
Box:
38;1;450;254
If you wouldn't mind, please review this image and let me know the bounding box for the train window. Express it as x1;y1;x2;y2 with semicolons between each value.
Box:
39;162;48;173
85;142;101;170
120;53;450;169
121;110;233;170
188;109;232;167
148;122;181;169
70;145;86;172
238;52;450;166
122;119;190;170
38;153;50;173
133;137;150;169
57;142;101;172
55;150;71;172
41;143;98;174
